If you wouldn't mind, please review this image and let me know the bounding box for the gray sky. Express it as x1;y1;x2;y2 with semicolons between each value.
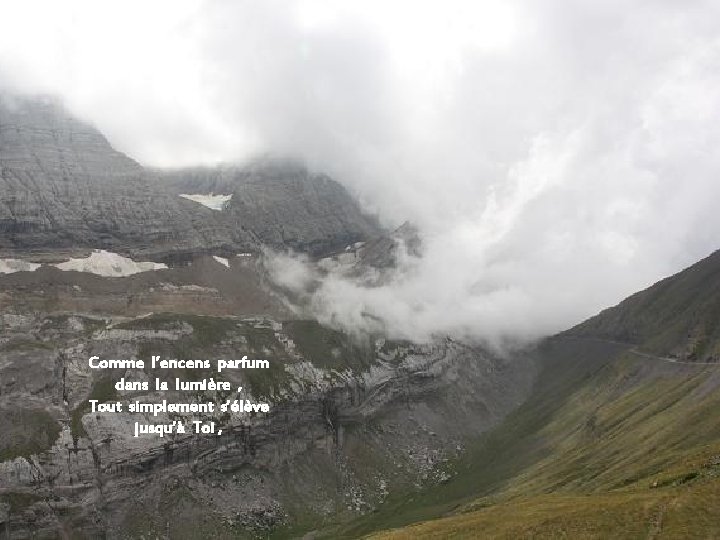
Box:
2;0;720;342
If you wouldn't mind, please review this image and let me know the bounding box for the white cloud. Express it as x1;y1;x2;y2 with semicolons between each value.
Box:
1;0;720;341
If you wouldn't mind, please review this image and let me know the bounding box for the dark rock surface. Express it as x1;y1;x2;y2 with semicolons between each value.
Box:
0;94;381;260
0;94;254;258
154;159;382;257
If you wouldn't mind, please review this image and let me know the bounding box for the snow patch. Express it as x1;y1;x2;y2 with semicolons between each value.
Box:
52;250;167;277
158;283;218;293
0;258;41;274
179;193;232;211
212;256;230;268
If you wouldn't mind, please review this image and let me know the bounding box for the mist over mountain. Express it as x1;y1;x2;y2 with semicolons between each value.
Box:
2;0;719;342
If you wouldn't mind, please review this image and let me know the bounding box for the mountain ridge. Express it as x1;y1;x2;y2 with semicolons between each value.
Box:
0;94;381;259
567;247;720;362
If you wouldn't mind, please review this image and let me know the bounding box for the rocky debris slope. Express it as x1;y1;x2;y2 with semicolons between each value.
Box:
317;221;422;286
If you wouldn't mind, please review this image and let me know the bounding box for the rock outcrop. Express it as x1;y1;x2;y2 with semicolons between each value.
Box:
0;310;536;539
0;94;381;260
0;95;379;258
0;94;255;258
154;159;382;257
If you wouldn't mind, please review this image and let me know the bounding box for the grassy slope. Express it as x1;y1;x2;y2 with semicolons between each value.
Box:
361;339;720;539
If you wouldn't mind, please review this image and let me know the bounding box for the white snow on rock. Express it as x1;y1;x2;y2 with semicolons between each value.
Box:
212;256;230;268
0;258;41;274
179;193;232;211
52;250;167;277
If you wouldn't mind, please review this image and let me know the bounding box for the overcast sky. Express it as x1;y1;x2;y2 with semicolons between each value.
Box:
1;0;719;342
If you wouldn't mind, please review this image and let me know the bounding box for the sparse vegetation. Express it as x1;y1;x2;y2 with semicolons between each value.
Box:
283;320;373;371
0;492;43;513
117;312;237;347
0;408;61;461
71;376;118;442
2;338;54;351
243;357;290;398
132;315;292;391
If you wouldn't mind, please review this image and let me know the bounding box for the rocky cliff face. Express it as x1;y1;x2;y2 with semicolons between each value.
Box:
0;307;535;539
154;159;382;257
0;95;380;260
0;94;255;258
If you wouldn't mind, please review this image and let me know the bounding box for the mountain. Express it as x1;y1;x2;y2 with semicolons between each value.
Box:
5;90;719;539
0;94;253;258
0;94;380;260
353;249;720;539
0;93;532;539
